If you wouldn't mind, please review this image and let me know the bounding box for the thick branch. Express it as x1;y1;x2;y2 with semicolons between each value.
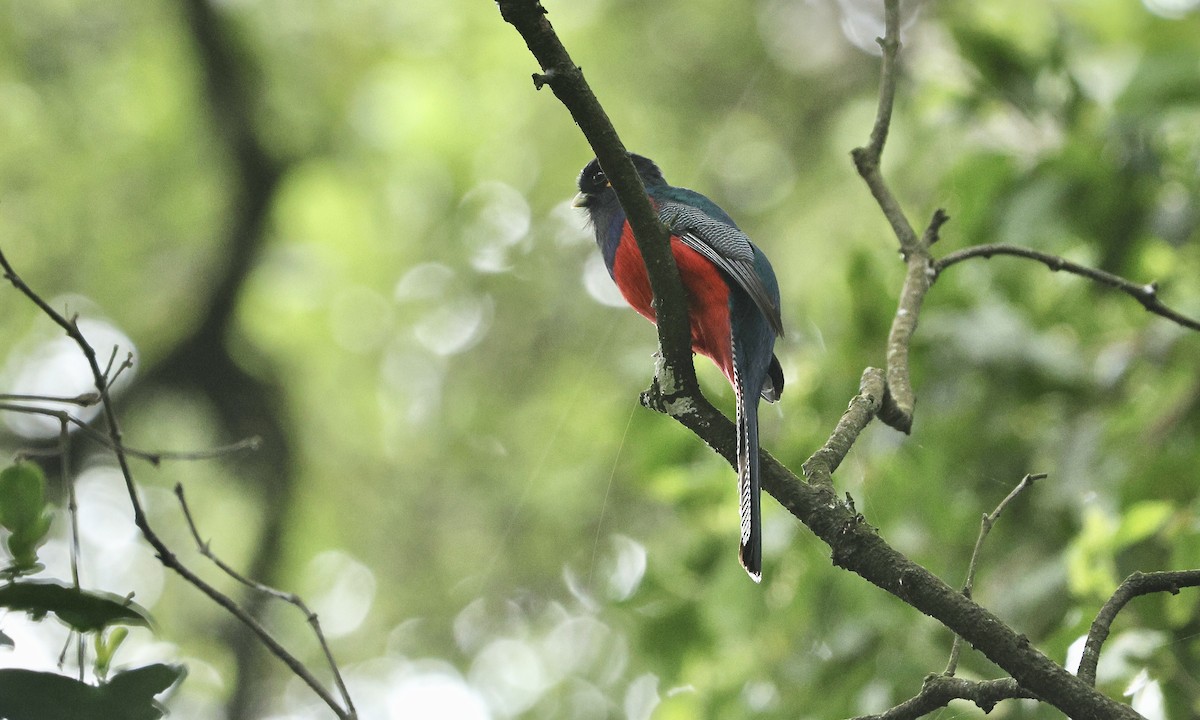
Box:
862;676;1036;719
495;1;1143;716
934;243;1200;333
801;368;885;483
852;676;1036;720
179;0;285;344
496;0;696;396
1078;569;1200;686
153;3;304;715
849;0;949;433
656;379;1137;718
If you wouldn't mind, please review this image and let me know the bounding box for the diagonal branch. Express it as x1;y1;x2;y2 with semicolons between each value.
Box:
1078;569;1200;687
934;243;1200;333
660;362;1137;718
851;0;917;255
496;1;1143;717
176;483;355;717
497;0;696;399
945;472;1045;676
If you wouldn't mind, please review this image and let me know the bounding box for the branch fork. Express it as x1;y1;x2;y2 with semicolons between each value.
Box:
496;0;1199;717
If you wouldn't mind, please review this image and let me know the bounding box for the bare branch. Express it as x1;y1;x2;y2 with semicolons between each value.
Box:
176;483;356;718
945;472;1045;675
648;369;1138;718
878;210;948;433
0;392;100;407
136;436;264;464
802;368;886;484
934;243;1200;333
848;2;949;433
850;0;916;254
851;676;1036;720
1078;569;1200;686
0;248;356;720
0;402;260;466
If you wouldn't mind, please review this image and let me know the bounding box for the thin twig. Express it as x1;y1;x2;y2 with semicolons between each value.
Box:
850;0;918;255
0;392;100;406
175;483;355;717
1078;569;1200;686
56;416;86;680
0;248;355;720
945;472;1045;675
0;402;260;465
100;346;121;388
850;675;1036;720
106;351;136;388
58;418;83;591
137;436;264;462
934;243;1200;333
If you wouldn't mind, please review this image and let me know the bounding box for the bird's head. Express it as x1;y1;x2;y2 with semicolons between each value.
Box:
572;154;666;210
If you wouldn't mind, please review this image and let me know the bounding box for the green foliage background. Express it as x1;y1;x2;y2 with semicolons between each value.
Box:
1;0;1199;718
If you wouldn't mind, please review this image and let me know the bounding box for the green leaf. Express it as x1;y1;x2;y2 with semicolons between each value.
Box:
0;580;151;632
95;627;130;681
1113;501;1174;549
0;463;50;533
1065;507;1119;600
0;664;185;720
0;463;54;573
105;663;187;705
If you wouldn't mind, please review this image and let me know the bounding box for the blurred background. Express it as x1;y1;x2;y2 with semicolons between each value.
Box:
1;0;1199;717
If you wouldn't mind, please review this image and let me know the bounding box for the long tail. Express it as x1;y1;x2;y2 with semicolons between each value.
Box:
736;382;763;582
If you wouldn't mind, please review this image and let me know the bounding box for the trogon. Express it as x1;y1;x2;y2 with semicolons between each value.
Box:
573;153;785;581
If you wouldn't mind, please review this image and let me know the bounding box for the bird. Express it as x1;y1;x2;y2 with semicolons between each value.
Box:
573;153;784;582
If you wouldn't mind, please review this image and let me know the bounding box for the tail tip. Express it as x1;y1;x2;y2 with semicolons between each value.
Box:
739;544;762;584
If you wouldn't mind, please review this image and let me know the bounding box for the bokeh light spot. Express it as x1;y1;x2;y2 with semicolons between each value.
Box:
2;311;136;438
303;550;377;638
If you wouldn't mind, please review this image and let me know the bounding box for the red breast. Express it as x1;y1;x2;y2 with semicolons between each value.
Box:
609;222;736;386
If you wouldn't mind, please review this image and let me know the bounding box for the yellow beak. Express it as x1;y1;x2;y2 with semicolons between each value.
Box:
571;191;589;208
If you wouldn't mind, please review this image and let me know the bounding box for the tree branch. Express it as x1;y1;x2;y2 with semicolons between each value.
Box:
801;368;886;484
0;402;260;465
934;243;1200;333
945;472;1045;676
659;385;1138;717
1078;569;1200;687
153;3;302;714
176;483;355;717
496;0;697;399
0;248;356;720
850;0;916;254
851;676;1036;720
848;1;949;433
496;1;1144;716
